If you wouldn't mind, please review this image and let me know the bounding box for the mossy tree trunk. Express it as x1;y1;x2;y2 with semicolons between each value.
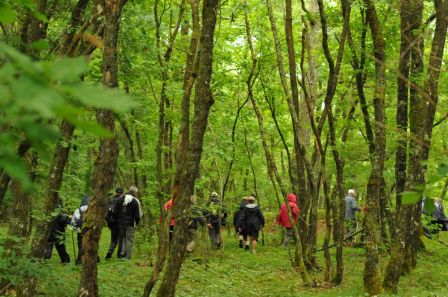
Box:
77;0;127;296
362;0;387;294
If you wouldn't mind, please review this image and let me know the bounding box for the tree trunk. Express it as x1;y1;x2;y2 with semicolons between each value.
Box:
316;0;350;284
383;0;448;292
246;3;309;284
77;0;127;296
154;0;186;208
142;2;200;295
154;1;219;296
362;0;387;294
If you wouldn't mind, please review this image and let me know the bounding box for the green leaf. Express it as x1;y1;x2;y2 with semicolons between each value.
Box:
62;84;137;113
437;163;448;177
0;4;17;24
401;191;421;205
0;154;31;189
69;118;113;138
423;198;435;215
47;57;88;83
27;39;49;51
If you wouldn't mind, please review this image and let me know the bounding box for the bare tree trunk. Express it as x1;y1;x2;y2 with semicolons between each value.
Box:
77;1;127;296
119;118;139;188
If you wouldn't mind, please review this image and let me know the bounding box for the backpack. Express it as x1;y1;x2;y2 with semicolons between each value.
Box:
106;196;121;225
75;207;86;229
209;202;220;217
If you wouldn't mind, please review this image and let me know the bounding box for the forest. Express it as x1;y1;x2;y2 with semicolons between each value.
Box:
0;0;448;296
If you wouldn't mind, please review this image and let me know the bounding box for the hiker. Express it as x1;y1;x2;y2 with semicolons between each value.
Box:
345;189;361;237
240;196;265;254
117;186;142;259
186;195;204;253
276;193;300;247
44;209;71;263
163;198;176;243
431;198;448;232
233;196;249;248
203;192;227;249
105;187;124;260
70;194;90;265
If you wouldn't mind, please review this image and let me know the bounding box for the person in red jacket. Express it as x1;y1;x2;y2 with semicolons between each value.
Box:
276;193;300;247
163;199;176;242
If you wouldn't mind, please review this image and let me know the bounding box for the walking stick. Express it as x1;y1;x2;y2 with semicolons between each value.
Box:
71;228;77;261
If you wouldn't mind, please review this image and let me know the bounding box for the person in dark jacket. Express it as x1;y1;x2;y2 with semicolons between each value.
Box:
186;195;204;252
233;197;249;248
276;193;300;247
203;192;227;249
117;186;142;259
44;211;71;263
105;187;124;260
240;196;265;254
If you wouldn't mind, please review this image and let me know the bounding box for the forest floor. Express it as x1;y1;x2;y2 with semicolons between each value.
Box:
5;215;448;297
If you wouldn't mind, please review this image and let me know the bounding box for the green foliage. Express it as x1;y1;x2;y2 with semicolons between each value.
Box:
0;42;135;188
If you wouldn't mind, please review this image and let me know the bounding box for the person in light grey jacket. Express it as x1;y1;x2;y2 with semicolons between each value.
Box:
345;189;361;236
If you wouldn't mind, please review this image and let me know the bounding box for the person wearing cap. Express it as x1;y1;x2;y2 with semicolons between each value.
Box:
117;186;142;259
240;196;265;254
234;196;250;248
276;193;300;247
203;192;227;249
105;187;124;260
186;195;204;252
345;189;361;238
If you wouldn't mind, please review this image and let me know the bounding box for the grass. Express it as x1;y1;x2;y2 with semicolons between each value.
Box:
2;219;448;296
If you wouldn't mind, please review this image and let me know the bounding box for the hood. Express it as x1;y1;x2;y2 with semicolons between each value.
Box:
287;193;297;203
246;203;257;209
80;194;90;207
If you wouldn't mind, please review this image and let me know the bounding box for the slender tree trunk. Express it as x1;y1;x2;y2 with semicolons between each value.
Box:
142;1;199;295
246;4;309;284
316;0;350;284
154;0;186;207
154;1;219;296
77;1;127;296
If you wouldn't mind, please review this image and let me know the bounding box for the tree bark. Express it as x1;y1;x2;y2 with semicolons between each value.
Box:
247;3;309;284
77;0;127;296
316;0;350;284
154;1;219;296
362;0;387;294
383;0;448;292
142;2;200;295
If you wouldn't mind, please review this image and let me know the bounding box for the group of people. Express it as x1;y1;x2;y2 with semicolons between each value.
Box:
45;186;143;264
44;185;448;264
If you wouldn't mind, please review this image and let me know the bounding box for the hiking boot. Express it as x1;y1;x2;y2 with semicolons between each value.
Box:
105;252;112;260
239;240;243;248
244;245;249;250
